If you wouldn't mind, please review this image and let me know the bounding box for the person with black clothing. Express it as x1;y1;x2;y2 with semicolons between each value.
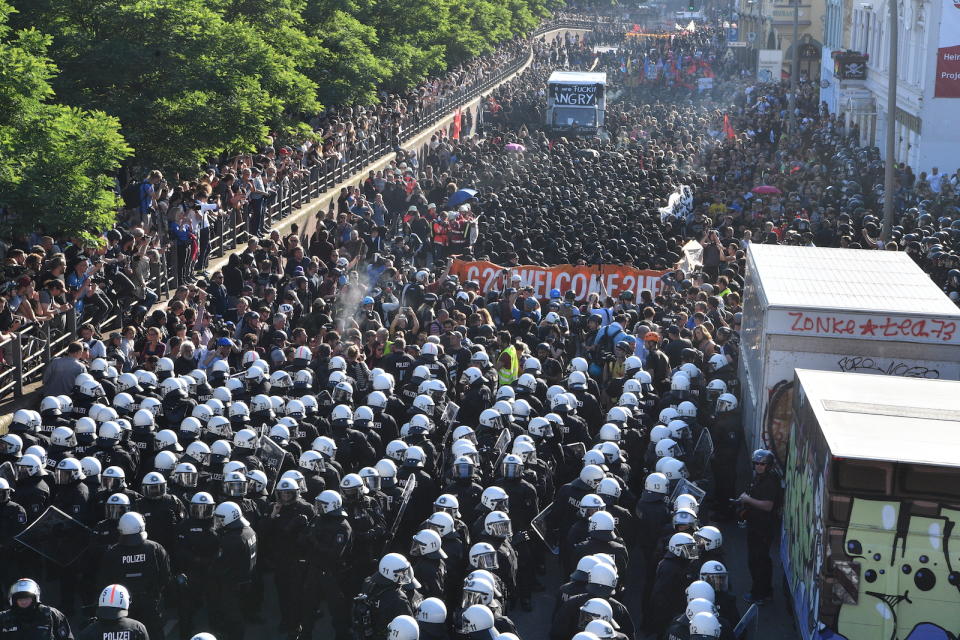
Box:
736;449;781;605
0;578;73;640
208;502;258;640
77;584;149;640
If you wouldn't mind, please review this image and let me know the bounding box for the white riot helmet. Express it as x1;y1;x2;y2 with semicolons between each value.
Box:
644;472;669;495
716;393;738;413
153;451;179;474
141;471;167;498
173;462;199;489
671;372;690;392
689;612;722;639
569;357;589;373
598;423;622;443
118;511;147;540
483;511;512;538
705;378;727;400
233;428;259;452
579;598;615;628
589;511;616;533
623;378;644;396
222;470;248;497
80;456;102;480
97;584;131;619
426;511;456;537
460;605;495;634
410;528;446;558
213;501;247;530
469;542;499;569
579;494;606;518
674;493;700;513
54;457;84;484
668;419;691;441
206;416;232;440
659;407;680;424
16;454;45;479
668;532;700;559
707;354;728;373
677;401;697;419
51;426;77;449
185;441;210;467
656;457;688;481
516;373;537;394
298;450;325;473
695;526;723;551
585;620;617;639
480;486;509;512
461;367;484;386
699;560;729;591
190;492;216;519
568;371;588;391
686;597;716;621
655;438;683;459
1;434;22;459
379;553;414;584
316;489;344;514
522;356;541;374
596;477;622;501
314;436;337;460
387;615;419;640
680;363;701;380
250;394;272;415
686;580;716;604
434;494;460;517
579;464;605;490
285;399;306;419
372;373;395;392
416;597;447;625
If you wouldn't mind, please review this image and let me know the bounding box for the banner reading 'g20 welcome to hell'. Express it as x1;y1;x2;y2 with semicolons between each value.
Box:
449;259;668;301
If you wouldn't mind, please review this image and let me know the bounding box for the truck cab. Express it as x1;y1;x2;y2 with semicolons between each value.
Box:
545;71;606;135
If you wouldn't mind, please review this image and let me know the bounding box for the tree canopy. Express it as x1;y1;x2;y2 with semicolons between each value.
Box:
9;0;554;173
0;0;131;241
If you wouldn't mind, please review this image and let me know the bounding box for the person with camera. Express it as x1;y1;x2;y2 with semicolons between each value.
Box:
735;449;781;606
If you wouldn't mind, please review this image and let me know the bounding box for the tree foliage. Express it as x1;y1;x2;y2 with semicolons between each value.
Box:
9;0;554;174
0;0;131;241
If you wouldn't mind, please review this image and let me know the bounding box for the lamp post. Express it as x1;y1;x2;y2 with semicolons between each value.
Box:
881;0;898;242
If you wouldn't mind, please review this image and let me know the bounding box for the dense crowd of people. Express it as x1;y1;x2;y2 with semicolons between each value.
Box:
3;7;960;640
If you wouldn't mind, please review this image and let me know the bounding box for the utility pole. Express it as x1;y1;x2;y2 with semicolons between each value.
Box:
788;0;800;132
881;0;898;242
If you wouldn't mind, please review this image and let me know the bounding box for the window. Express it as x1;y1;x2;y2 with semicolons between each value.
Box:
552;107;597;128
899;465;960;500
833;459;892;494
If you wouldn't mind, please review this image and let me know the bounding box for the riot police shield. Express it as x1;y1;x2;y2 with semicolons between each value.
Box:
14;506;94;566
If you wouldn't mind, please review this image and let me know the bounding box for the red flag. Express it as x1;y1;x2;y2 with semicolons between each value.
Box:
452;108;462;140
723;114;736;139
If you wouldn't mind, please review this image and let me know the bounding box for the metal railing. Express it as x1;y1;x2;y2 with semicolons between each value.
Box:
0;18;599;400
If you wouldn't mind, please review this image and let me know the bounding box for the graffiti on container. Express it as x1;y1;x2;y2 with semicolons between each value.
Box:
786;311;957;343
836;357;941;379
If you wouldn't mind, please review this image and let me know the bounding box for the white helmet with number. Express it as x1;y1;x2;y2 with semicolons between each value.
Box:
656;457;688;481
659;407;680;424
97;584;131;619
206;416;232;440
705;378;727;399
568;371;588;391
153;450;179;473
478;409;501;430
54;457;84;484
372;373;395;392
483;511;512;538
285;399;306;419
598;423;622;443
470;351;490;368
412;394;435;415
596;477;622;500
461;367;484;386
411;528;446;557
579;464;605;489
644;472;669;495
707;354;728;373
416;597;447;624
588;511;616;533
585;620;617;639
51;426;77;449
250;394;272;415
233;428;259;451
677;401;697;418
118;511;147;540
569;357;588;373
680;363;701;380
460;605;495;633
316;490;344;514
387;615;420;640
379;552;414;584
214;501;247;529
480;486;509;512
699;561;729;591
689;612;722;638
695;526;723;551
299;450;325;473
686;597;716;621
314;436;338;460
623;378;644;396
655;438;682;459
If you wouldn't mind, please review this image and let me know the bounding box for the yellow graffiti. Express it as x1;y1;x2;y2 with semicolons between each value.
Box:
836;498;960;640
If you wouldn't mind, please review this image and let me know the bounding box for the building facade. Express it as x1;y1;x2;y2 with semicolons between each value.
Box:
820;0;960;174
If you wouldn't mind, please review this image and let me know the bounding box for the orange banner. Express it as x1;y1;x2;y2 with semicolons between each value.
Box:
449;259;668;301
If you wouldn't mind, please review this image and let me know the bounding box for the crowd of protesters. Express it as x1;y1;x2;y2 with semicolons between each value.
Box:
1;9;960;640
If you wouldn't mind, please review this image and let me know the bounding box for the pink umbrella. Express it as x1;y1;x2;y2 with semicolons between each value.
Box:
504;143;526;152
751;185;782;195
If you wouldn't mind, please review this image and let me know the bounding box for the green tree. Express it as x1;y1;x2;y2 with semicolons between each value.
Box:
18;0;319;171
0;0;131;241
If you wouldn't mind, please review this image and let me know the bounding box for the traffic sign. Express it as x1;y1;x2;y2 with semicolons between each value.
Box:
728;41;748;47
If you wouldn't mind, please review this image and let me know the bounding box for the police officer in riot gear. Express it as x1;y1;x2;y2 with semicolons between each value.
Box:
352;553;421;640
208;502;257;640
0;578;73;640
77;584;149;640
97;512;172;640
302;490;353;640
737;449;781;605
173;492;220;639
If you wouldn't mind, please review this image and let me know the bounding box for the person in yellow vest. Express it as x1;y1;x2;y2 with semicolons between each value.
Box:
496;330;520;386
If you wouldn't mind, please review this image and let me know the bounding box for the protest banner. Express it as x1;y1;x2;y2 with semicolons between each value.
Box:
449;259;667;301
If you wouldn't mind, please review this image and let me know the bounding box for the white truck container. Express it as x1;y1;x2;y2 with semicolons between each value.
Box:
545;71;607;134
739;244;960;460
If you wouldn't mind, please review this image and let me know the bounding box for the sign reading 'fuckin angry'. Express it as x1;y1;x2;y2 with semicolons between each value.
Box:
550;83;603;106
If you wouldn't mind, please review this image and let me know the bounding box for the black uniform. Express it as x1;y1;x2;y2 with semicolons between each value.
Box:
0;498;27;588
302;509;353;640
743;469;781;601
263;497;314;636
649;551;691;631
352;573;420;640
550;590;636;640
76;616;148;640
172;516;220;639
0;603;73;640
97;535;172;640
209;519;258;640
13;477;50;524
136;493;184;553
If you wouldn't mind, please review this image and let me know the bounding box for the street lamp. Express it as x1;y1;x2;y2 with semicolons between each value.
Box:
881;0;898;242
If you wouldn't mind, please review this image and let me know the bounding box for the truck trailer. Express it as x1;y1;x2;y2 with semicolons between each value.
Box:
781;369;960;640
